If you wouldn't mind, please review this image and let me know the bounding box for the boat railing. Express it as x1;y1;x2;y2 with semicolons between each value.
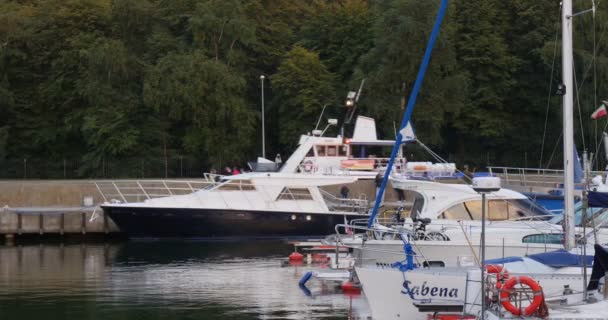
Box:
487;166;604;189
95;180;213;203
333;216;569;244
203;173;225;183
297;157;407;174
344;157;407;172
331;223;427;263
319;189;369;213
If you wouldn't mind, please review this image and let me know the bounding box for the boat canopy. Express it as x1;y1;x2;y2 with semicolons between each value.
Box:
527;249;594;268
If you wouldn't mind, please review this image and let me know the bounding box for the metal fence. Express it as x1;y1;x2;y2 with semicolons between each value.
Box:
0;156;213;179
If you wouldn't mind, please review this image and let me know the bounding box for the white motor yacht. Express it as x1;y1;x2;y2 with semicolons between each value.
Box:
338;177;601;267
100;116;412;238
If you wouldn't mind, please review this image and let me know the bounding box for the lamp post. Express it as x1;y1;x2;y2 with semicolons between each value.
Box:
260;75;266;158
472;176;501;320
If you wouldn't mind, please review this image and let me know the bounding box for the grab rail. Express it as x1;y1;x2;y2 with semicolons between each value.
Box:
319;189;369;213
95;180;213;203
488;166;604;188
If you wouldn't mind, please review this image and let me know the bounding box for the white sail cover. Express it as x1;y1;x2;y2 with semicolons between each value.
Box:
399;122;416;142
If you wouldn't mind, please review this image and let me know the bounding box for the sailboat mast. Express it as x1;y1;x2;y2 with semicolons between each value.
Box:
562;0;576;250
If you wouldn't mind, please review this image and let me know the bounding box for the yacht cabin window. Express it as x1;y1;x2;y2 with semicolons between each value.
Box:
409;195;425;219
216;180;256;191
314;145;347;157
464;200;510;220
277;187;314;200
440;203;471;220
306;148;315;157
522;234;563;244
327;146;337;156
440;199;552;221
316;146;326;156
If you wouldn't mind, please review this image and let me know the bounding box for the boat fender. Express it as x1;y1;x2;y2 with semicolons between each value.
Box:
341;280;361;294
289;252;304;261
499;276;543;316
299;271;313;286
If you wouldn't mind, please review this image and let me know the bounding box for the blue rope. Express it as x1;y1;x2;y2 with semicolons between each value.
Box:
367;0;449;228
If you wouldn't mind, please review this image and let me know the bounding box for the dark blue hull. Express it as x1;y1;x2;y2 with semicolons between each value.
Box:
102;206;366;238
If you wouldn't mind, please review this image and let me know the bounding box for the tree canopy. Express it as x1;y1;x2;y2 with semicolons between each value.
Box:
1;0;607;178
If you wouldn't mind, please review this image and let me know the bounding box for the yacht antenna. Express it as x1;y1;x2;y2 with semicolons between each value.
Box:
314;104;329;131
344;79;366;124
355;79;365;101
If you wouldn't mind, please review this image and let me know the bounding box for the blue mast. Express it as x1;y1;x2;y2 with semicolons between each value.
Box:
367;0;449;227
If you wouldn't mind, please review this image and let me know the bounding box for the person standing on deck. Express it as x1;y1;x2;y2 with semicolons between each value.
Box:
340;185;350;199
375;172;386;203
375;172;382;194
275;153;282;170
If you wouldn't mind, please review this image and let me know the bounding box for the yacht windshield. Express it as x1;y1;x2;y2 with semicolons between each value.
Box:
549;206;608;227
440;198;552;221
509;199;553;221
410;194;425;220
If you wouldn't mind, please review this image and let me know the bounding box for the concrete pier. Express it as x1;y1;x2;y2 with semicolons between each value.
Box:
0;207;120;239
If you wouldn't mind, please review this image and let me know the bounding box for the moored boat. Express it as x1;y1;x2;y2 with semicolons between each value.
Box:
101;116;407;238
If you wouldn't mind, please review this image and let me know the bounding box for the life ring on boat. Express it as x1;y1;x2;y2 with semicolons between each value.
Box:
486;264;509;288
303;160;314;172
499;276;543;316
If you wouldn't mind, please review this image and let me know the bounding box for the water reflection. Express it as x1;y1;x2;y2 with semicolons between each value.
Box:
0;241;370;320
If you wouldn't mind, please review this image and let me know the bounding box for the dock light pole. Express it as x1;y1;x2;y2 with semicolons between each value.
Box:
260;75;266;158
472;176;501;320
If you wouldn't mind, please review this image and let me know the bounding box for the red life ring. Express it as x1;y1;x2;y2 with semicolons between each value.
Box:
499;276;543;316
303;160;314;172
486;265;510;288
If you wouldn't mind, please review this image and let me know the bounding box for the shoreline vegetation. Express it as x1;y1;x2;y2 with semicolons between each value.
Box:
1;0;606;178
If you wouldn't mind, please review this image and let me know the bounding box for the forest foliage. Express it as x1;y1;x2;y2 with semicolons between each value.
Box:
1;0;607;177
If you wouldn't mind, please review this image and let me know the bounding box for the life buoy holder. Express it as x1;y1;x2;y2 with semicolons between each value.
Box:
303;160;314;172
486;264;510;288
499;276;543;316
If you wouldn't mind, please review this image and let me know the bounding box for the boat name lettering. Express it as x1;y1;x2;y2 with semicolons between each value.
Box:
401;280;458;299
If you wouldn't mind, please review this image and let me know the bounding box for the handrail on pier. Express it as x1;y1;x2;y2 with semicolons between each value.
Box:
488;166;604;188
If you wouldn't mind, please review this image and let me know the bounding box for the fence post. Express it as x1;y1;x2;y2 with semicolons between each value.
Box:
63;158;67;179
23;158;27;179
180;156;183;178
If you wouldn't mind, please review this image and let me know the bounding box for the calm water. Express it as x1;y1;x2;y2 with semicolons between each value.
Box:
0;241;370;320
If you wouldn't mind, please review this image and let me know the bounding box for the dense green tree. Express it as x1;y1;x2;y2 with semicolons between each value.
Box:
355;0;467;145
190;0;256;66
451;0;519;145
78;38;145;168
271;46;336;151
144;51;255;167
2;0;608;177
299;0;375;87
